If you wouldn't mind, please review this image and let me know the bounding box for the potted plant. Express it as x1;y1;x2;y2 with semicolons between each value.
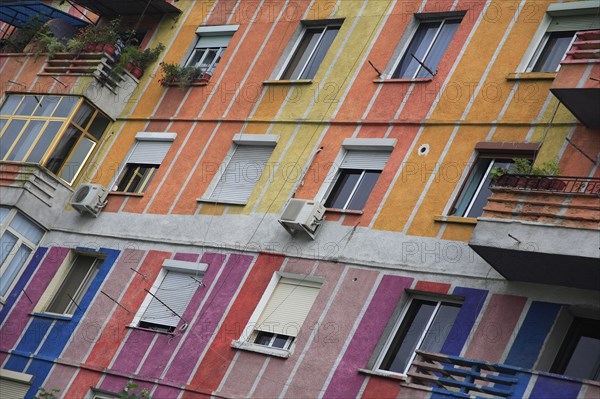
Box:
28;26;66;58
68;18;121;56
491;158;565;190
159;62;205;89
117;43;165;79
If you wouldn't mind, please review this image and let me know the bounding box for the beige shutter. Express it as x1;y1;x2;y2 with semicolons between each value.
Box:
341;150;391;170
0;369;33;399
255;278;321;337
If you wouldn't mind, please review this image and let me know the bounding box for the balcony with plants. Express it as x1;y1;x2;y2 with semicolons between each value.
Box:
469;158;600;290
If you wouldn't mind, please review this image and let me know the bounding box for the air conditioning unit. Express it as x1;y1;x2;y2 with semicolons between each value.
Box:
70;184;109;217
279;199;325;239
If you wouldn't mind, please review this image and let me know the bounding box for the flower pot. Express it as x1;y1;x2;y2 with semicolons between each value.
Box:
127;63;144;79
95;42;105;52
103;43;117;57
83;43;96;52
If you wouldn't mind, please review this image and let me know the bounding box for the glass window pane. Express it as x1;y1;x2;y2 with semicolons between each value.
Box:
346;170;381;211
325;170;362;209
0;207;10;225
533;31;575;72
72;104;94;129
0;230;18;267
33;96;60;117
16;96;39;116
52;97;78;118
564;336;600;381
420;302;461;353
60;137;95;183
381;299;437;374
87;113;110;140
0;118;7;135
0;120;27;159
0;95;23;115
26;121;64;163
465;159;512;218
272;335;289;349
417;19;460;78
300;26;339;79
44;125;81;174
6;120;45;161
254;331;274;346
282;27;323;80
0;245;31;297
10;213;44;244
46;255;98;314
394;21;441;78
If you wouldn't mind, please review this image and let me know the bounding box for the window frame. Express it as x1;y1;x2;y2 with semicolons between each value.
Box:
374;292;463;377
200;134;278;205
40;251;104;317
183;24;238;75
130;259;208;333
390;14;463;79
0;94;112;185
0;207;45;301
550;317;600;381
276;20;343;80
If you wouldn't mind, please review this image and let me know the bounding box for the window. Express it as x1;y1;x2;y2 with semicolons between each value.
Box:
44;254;103;316
279;21;341;80
132;259;207;333
234;273;322;356
205;134;278;205
0;369;33;398
377;296;462;375
113;132;176;193
324;148;391;211
0;94;111;184
392;15;462;79
551;318;600;381
525;3;600;72
0;207;44;300
185;25;238;75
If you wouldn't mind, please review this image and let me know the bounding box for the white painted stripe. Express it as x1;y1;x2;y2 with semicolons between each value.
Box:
215;351;240;392
185;254;259;385
317;274;384;399
499;299;532;363
458;290;493;358
136;334;159;374
225;0;242;25
356;375;370;398
142;121;177;213
247;357;271;397
168;122;220;214
58;366;80;399
556;125;577;164
278;267;349;399
525;92;555;142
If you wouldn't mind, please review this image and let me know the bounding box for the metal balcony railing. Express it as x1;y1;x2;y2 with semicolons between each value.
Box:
491;175;600;195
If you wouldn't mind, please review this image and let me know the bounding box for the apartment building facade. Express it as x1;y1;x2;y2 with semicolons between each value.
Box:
0;0;598;398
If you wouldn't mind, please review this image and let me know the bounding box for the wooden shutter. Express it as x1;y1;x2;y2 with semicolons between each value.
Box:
341;150;391;170
127;140;172;165
255;278;321;337
141;271;199;328
547;15;600;32
209;145;274;203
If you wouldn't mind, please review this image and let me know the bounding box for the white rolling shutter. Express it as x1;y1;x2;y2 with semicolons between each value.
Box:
341;150;391;170
195;34;232;49
127;140;172;165
546;15;600;32
140;271;199;328
255;278;321;337
209;145;274;203
0;369;32;399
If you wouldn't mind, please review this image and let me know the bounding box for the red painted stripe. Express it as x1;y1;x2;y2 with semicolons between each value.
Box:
414;281;451;294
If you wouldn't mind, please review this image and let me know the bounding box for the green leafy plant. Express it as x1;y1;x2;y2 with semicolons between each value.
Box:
119;43;165;69
490;158;561;179
36;387;60;399
119;381;152;399
159;62;204;89
33;29;66;58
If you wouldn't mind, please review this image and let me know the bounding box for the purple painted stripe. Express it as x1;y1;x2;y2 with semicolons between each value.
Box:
322;276;413;399
0;248;69;358
135;252;226;379
153;254;253;394
441;286;488;355
173;253;200;262
530;374;581;398
107;329;155;374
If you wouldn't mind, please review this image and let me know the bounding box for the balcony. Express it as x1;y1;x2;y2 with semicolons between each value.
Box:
550;30;600;128
403;351;598;399
69;0;181;16
469;176;600;290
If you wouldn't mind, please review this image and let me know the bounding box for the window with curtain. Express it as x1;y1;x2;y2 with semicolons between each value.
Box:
0;207;44;299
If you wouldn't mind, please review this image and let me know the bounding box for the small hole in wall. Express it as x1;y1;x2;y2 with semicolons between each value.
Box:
352;277;358;282
418;144;430;156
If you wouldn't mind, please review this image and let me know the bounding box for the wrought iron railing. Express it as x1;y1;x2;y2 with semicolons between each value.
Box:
491;175;600;195
404;350;522;399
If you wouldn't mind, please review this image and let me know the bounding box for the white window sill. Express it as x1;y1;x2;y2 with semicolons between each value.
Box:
433;215;477;225
108;191;145;198
231;339;291;358
505;72;556;81
196;198;247;206
126;324;175;336
373;77;433;84
263;79;313;85
358;368;407;381
30;312;73;321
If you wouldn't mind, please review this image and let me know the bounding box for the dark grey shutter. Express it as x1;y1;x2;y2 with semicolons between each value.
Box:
209;145;274;203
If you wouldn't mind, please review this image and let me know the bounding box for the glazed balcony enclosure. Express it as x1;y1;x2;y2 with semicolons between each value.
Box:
469;176;600;291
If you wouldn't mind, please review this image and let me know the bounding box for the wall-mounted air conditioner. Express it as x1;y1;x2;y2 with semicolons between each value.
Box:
278;199;325;240
70;184;109;217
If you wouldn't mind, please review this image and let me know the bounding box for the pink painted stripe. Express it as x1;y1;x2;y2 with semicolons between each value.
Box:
322;275;413;399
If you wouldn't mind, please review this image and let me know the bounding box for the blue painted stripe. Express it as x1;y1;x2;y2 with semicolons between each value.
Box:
504;301;561;369
510;372;533;399
441;287;488;356
529;374;581;399
4;317;54;371
0;247;47;325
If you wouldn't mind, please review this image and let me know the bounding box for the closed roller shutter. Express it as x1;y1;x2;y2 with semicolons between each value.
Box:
255;278;321;337
341;150;391;170
127;140;172;165
141;271;199;328
0;369;33;399
209;145;274;203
